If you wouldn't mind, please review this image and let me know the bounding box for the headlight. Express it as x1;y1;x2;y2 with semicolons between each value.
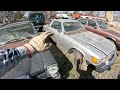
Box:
47;64;58;75
92;56;100;64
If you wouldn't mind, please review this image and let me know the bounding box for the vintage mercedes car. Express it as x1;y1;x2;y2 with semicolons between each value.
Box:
79;18;120;50
43;19;117;73
0;21;60;79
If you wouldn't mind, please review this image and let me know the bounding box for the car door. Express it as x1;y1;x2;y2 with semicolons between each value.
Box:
50;21;62;43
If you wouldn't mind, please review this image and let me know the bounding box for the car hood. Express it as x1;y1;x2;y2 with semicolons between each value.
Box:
69;31;115;55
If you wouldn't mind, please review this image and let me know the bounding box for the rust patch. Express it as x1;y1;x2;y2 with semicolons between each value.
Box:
0;41;25;50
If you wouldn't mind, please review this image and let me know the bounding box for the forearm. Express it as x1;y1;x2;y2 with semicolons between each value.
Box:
0;46;30;77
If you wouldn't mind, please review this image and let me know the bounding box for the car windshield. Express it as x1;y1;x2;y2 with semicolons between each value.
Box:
0;23;36;45
28;13;45;26
63;22;83;32
97;20;108;29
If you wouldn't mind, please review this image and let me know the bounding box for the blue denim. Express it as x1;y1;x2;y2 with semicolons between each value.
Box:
0;46;29;77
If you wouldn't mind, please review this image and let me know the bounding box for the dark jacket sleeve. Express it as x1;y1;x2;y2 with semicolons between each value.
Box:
0;46;29;77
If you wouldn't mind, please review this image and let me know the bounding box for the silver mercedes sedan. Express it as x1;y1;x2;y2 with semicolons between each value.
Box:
43;19;117;73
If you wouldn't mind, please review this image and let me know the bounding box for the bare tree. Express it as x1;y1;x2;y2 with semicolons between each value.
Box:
0;11;23;24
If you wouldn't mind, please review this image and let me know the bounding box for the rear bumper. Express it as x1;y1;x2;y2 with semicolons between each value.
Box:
95;52;116;73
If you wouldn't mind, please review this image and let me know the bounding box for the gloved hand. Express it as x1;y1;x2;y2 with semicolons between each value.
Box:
24;32;53;56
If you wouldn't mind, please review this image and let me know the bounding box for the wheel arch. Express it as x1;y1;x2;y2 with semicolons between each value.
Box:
69;47;86;58
105;36;116;45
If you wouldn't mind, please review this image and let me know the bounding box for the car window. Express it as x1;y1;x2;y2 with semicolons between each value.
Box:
88;20;97;28
63;22;83;32
51;21;62;31
97;20;108;29
0;23;36;45
79;19;87;25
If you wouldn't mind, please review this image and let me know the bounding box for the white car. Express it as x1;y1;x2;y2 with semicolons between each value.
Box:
56;14;69;19
43;19;116;73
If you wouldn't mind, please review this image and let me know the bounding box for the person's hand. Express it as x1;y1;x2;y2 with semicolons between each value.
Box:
24;32;53;55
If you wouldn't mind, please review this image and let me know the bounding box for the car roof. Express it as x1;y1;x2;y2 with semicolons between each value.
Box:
0;21;31;29
53;19;79;23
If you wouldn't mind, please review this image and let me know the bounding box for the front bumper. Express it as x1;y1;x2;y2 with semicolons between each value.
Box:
95;52;116;73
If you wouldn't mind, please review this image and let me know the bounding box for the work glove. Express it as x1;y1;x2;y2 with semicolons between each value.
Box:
24;32;53;56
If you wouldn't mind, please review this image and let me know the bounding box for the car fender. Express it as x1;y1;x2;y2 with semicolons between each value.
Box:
69;46;86;58
105;36;116;44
